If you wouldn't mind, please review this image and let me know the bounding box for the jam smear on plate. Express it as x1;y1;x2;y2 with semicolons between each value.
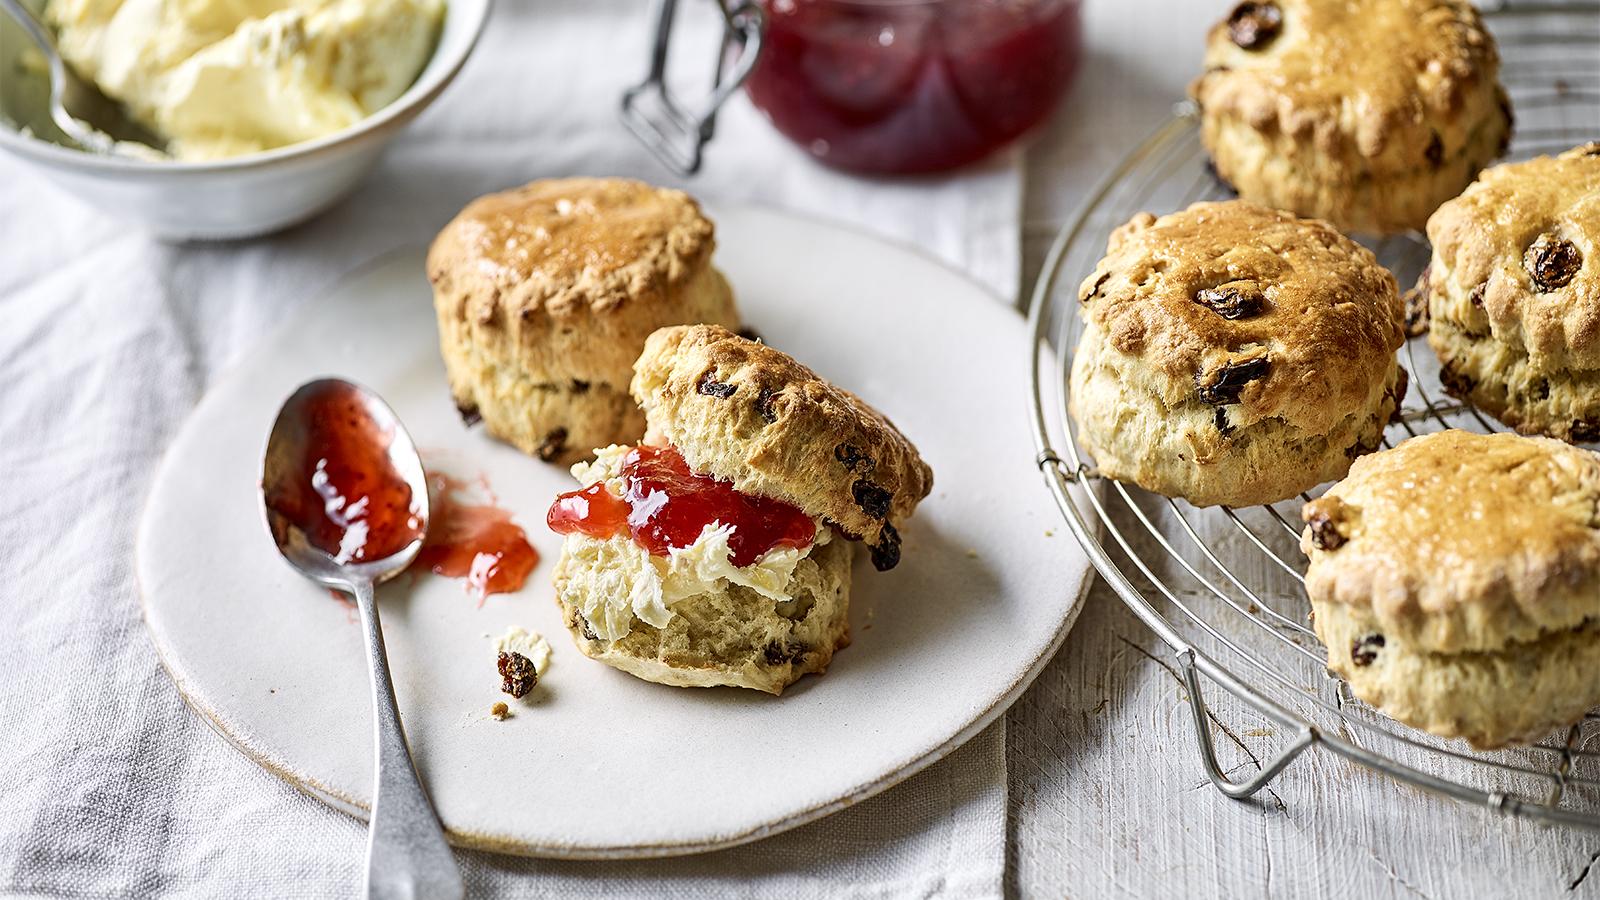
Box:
547;444;815;567
416;473;539;601
263;381;422;564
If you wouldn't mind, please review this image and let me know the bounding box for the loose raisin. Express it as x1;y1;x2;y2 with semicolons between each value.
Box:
456;400;482;427
498;651;538;697
1227;1;1282;49
1194;281;1266;320
1351;633;1385;667
1525;234;1582;291
1195;356;1270;405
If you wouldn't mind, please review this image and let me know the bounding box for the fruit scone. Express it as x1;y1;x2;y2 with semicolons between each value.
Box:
1190;0;1510;235
1069;200;1407;508
1422;143;1600;442
1301;430;1600;749
545;325;933;694
428;177;741;465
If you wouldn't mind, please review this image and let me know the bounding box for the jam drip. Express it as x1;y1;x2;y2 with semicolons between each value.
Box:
416;473;539;601
264;382;422;564
547;445;815;567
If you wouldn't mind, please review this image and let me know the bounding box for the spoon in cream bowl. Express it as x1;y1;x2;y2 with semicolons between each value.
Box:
261;378;462;900
0;0;167;155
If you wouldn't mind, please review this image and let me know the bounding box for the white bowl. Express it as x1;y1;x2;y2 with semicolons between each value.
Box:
0;0;489;241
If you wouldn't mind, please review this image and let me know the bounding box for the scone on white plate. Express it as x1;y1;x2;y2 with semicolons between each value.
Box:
545;325;933;694
1302;430;1600;749
428;178;741;465
1068;200;1407;508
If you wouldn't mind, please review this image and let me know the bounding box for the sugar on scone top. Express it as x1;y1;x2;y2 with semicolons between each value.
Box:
545;325;932;694
427;178;741;465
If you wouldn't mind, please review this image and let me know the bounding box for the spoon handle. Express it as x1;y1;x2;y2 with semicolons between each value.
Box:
351;578;464;900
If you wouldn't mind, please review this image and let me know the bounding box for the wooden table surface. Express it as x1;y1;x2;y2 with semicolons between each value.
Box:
1005;2;1600;895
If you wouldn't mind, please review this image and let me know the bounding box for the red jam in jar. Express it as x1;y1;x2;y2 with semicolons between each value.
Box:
263;382;423;564
416;473;539;601
744;0;1082;174
547;445;815;567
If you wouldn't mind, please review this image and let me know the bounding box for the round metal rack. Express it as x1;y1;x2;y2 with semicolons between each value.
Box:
1025;1;1600;829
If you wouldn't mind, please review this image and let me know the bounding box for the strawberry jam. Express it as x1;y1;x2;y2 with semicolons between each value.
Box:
547;445;815;567
263;382;423;565
416;473;539;601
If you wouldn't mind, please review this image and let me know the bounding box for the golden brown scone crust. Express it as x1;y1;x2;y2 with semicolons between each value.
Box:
428;178;740;464
1191;0;1510;234
1069;200;1406;507
631;325;932;569
1301;430;1600;747
1424;143;1600;441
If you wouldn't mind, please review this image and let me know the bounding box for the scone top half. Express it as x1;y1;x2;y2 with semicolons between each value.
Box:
631;325;933;570
1423;144;1600;439
427;178;739;463
1191;0;1509;233
1069;200;1406;508
1302;430;1600;655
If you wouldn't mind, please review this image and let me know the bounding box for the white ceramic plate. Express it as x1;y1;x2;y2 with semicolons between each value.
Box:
137;206;1092;858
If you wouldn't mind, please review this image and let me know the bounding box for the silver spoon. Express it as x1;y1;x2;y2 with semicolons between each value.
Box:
0;0;167;154
261;379;463;900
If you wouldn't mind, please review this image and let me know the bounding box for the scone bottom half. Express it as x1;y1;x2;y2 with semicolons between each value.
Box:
426;177;742;467
1301;430;1600;749
1068;201;1408;509
544;326;932;694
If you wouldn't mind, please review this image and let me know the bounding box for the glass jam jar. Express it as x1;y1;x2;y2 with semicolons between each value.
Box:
743;0;1082;174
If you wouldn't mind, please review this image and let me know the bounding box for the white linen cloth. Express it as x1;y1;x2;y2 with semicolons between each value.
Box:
0;1;1021;896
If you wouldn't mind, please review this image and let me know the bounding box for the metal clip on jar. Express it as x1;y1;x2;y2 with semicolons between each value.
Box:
624;0;1083;177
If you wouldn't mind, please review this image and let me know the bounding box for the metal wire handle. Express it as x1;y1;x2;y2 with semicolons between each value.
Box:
622;0;764;176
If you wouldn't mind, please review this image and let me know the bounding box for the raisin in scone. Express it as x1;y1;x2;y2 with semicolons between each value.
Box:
546;325;933;694
1302;430;1600;749
428;178;741;465
1424;143;1600;442
1190;0;1510;235
1069;200;1406;508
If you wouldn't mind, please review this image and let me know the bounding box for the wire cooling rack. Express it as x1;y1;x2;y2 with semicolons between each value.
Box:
1026;1;1600;829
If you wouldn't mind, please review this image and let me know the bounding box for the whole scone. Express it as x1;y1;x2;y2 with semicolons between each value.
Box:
1423;143;1600;442
547;325;933;694
1069;200;1407;508
427;178;740;465
1190;0;1511;235
1301;430;1600;749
